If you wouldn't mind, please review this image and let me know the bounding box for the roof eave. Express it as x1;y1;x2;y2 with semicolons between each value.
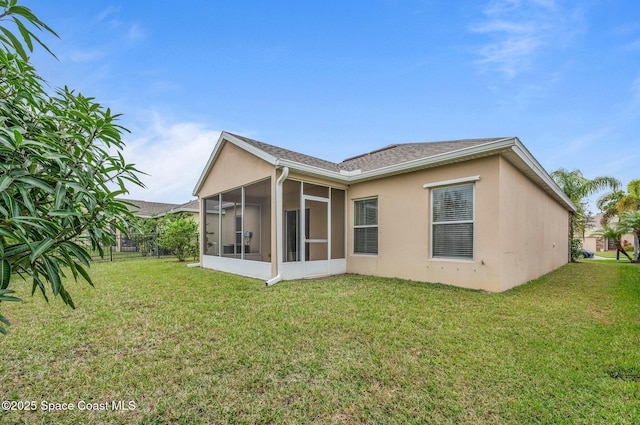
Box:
347;137;517;183
192;131;278;196
275;158;345;182
271;138;516;184
278;137;575;212
505;138;577;212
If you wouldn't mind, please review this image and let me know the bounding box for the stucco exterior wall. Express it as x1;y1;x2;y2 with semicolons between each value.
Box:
497;157;570;291
346;155;570;292
198;141;275;198
346;156;503;291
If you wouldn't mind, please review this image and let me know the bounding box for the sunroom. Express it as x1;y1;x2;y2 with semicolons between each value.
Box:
201;172;346;282
202;178;273;279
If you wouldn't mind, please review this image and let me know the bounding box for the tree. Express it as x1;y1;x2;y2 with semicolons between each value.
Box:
596;190;625;226
616;180;640;213
592;224;633;262
620;210;640;262
551;168;620;261
157;216;199;262
0;1;144;333
597;180;640;260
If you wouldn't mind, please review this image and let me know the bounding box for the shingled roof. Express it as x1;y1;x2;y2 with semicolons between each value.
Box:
338;138;506;172
122;199;181;217
193;131;575;212
120;199;199;218
227;132;505;174
229;133;342;172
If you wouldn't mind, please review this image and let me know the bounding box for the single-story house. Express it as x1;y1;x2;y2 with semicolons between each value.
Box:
114;198;200;253
582;214;635;252
192;132;576;292
122;199;200;220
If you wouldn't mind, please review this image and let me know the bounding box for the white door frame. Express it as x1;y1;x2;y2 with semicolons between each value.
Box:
301;192;331;278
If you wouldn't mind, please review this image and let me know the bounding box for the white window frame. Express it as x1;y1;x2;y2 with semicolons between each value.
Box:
353;197;378;255
428;180;477;260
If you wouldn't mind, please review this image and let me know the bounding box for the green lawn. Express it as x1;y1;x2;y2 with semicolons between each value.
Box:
1;260;639;424
594;250;634;259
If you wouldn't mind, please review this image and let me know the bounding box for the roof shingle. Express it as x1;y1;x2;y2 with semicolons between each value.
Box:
228;133;508;174
121;199;181;217
229;133;341;172
338;138;507;172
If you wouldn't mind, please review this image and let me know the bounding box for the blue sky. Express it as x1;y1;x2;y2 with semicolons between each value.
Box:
24;0;640;207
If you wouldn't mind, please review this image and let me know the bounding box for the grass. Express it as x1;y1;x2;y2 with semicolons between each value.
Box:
594;250;634;259
0;260;639;424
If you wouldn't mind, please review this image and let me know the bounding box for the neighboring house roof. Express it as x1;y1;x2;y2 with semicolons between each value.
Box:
120;198;199;218
167;199;199;214
193;131;576;212
586;213;624;236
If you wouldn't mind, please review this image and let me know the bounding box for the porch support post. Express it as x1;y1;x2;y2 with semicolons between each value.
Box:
266;166;289;286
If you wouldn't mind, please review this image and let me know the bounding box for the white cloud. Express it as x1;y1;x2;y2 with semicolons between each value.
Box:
125;23;146;42
119;113;221;204
94;6;146;45
626;39;640;50
470;0;584;78
67;48;106;63
95;6;121;23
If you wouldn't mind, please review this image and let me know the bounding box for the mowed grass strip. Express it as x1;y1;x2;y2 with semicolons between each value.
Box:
0;260;638;424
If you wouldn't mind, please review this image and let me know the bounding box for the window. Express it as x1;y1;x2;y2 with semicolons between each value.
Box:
354;197;378;255
431;183;474;259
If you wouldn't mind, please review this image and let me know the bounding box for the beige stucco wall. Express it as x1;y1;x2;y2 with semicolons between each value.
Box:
346;156;502;291
198;141;276;198
346;155;570;292
497;157;569;291
582;236;597;252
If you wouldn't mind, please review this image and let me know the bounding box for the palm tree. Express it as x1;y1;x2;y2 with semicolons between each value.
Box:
551;168;620;260
620;210;640;262
597;180;640;260
616;180;640;213
596;190;624;226
592;224;633;261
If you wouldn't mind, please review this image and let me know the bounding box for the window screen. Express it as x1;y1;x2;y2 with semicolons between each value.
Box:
432;184;474;259
354;198;378;254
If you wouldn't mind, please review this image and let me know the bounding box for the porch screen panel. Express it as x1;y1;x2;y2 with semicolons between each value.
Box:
243;178;271;262
354;197;378;255
283;180;301;262
221;188;242;257
431;184;474;259
204;197;221;255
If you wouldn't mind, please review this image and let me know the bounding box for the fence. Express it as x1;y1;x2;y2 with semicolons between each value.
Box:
83;232;174;262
